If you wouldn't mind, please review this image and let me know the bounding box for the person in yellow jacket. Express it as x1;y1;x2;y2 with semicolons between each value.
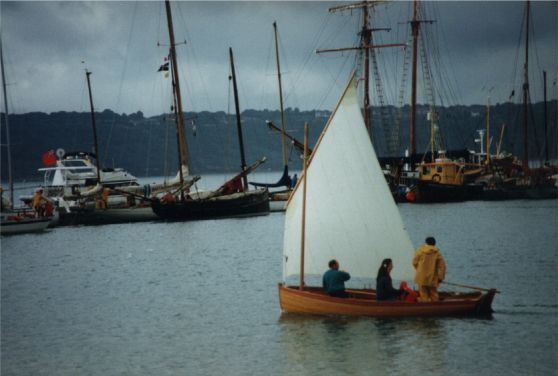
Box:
413;236;446;302
31;188;48;217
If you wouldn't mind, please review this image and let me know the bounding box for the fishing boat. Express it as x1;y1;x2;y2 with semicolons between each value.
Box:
277;74;497;317
406;114;484;203
151;2;269;221
1;37;52;235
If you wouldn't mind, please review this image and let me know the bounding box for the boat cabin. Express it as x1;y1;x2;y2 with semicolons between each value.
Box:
419;158;464;185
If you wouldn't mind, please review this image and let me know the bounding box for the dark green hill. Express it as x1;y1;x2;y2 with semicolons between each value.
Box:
1;100;556;181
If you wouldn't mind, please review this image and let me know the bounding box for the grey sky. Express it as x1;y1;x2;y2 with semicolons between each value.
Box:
1;1;557;116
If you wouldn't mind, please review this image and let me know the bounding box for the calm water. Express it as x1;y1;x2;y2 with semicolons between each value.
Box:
1;199;557;375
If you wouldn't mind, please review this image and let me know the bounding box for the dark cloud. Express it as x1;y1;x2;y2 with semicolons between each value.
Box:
1;1;556;116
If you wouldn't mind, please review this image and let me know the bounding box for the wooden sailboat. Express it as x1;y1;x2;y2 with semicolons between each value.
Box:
152;1;269;220
1;36;52;235
277;74;497;317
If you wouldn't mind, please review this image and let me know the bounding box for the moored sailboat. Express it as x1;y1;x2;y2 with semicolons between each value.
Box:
277;74;497;317
151;1;269;221
1;35;53;235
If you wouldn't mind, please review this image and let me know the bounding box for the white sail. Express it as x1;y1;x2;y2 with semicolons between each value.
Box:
282;75;415;284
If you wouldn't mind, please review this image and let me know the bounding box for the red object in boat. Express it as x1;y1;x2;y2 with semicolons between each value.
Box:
405;190;415;202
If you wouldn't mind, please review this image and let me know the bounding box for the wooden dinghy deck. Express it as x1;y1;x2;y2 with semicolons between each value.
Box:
278;284;496;318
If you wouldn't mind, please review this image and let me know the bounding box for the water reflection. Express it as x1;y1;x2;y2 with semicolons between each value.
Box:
277;314;452;376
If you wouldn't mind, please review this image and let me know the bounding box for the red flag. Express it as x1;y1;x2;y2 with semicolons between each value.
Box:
42;150;57;166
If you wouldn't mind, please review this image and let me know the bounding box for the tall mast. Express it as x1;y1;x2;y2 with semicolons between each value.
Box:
164;0;189;175
299;122;309;291
543;70;548;163
273;22;288;169
362;6;371;136
522;0;530;172
486;97;491;165
410;0;419;156
85;70;102;184
229;48;248;191
408;0;434;157
0;37;13;206
168;57;186;200
317;1;405;139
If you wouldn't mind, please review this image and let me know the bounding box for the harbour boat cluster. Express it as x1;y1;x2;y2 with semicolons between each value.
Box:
1;0;556;320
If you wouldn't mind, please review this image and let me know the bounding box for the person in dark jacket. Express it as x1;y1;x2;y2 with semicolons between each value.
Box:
322;259;351;298
376;258;403;301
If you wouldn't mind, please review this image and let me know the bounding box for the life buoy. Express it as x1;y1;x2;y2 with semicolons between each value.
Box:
405;190;415;202
432;174;441;183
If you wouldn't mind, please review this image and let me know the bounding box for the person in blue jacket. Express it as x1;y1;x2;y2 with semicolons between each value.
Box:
376;258;403;301
322;259;351;298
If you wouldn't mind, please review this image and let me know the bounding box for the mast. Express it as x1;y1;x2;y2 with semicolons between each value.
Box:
497;124;506;157
410;0;419;156
0;37;13;206
299;122;309;290
164;0;189;177
522;0;530;172
168;58;186;199
486;97;491;165
362;6;371;137
85;70;102;184
273;22;288;169
543;70;548;163
408;0;434;157
229;48;248;191
317;1;405;139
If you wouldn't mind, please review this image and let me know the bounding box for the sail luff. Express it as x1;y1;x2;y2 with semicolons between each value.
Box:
299;122;309;290
285;73;359;208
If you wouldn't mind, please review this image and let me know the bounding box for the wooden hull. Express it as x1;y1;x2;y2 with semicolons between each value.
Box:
278;284;496;317
1;217;51;235
152;189;270;220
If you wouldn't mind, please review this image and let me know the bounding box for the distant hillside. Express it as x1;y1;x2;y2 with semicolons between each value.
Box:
1;101;556;181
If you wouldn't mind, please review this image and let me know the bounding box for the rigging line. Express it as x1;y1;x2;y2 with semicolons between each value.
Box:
529;8;544;104
429;3;456;106
74;76;88;148
103;0;139;162
188;12;215;112
257;30;274;112
286;12;332;104
527;91;542;161
157;1;163;47
510;4;526;104
277;28;291;107
144;118;152;177
163;116;170;181
315;53;353;110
